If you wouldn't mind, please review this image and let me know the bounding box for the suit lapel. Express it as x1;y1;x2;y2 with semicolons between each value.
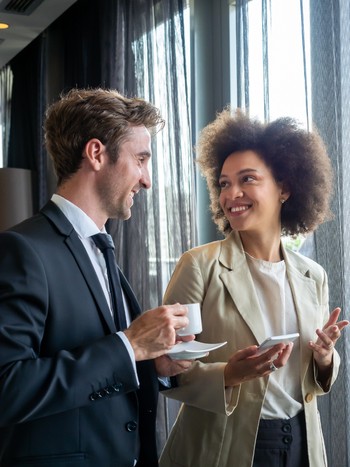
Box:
119;270;142;320
219;231;267;345
41;201;116;333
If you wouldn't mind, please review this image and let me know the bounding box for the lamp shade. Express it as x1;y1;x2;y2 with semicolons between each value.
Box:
0;168;33;231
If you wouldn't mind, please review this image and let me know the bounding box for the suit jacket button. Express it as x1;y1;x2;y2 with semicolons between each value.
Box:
305;393;313;403
89;392;98;401
112;382;122;392
126;421;137;432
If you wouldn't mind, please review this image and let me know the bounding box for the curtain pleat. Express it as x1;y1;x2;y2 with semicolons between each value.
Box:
106;1;194;448
236;0;349;465
309;1;350;466
7;35;46;210
0;66;13;167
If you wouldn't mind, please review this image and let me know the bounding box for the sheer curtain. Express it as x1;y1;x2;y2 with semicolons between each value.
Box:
0;66;13;167
108;0;195;311
106;1;195;448
309;1;350;466
236;1;350;465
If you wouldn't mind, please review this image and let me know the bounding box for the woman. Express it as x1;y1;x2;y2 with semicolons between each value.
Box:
159;109;348;467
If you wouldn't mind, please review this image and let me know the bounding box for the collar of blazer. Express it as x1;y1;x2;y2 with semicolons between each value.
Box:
41;201;143;326
218;230;320;350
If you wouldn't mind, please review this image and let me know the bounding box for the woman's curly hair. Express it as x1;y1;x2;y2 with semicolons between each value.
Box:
196;108;334;236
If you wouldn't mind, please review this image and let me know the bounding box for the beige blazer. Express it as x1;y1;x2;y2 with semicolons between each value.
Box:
159;231;340;467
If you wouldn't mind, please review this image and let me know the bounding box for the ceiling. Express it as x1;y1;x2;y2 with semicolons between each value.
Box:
0;0;78;69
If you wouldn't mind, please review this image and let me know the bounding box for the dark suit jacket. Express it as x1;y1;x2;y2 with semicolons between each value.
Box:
0;201;159;467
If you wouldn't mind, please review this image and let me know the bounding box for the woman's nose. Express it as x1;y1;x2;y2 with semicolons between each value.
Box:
229;184;243;198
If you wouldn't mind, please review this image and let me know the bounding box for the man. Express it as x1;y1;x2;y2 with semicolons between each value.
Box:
0;88;192;466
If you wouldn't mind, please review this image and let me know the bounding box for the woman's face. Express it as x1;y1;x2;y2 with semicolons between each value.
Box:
219;150;288;236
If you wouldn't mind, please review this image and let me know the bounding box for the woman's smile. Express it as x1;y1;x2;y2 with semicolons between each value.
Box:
219;150;284;236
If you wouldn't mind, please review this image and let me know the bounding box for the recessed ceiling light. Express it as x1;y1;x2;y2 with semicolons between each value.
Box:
0;23;9;29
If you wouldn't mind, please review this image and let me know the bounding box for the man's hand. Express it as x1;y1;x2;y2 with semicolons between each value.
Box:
155;355;193;377
124;304;190;361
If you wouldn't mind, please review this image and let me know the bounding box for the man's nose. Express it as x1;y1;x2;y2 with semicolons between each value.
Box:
140;167;151;189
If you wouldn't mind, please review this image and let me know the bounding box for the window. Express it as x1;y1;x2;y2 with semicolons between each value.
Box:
231;0;310;126
230;0;311;251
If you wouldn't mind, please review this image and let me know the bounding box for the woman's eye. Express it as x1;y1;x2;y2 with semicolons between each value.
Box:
242;175;254;182
219;181;228;189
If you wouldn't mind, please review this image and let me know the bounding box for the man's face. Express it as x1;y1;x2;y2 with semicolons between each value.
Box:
97;126;152;220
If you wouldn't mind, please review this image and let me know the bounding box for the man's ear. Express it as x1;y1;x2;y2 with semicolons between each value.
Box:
83;138;106;171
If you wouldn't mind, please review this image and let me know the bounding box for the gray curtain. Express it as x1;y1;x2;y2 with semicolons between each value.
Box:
0;66;13;167
105;0;196;451
309;1;350;466
108;0;195;310
236;0;349;465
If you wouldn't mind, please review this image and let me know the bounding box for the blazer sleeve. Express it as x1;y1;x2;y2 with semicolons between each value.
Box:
0;230;139;427
162;251;240;415
312;266;340;393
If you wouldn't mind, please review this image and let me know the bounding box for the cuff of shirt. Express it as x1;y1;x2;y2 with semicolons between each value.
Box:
158;376;172;388
117;331;140;386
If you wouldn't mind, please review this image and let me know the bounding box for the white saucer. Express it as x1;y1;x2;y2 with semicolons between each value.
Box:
167;340;227;360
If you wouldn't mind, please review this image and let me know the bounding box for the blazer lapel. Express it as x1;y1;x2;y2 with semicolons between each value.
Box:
41;201;116;333
217;231;320;380
219;231;267;345
283;245;320;375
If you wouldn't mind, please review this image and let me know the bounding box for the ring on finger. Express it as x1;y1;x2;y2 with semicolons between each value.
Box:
269;362;278;372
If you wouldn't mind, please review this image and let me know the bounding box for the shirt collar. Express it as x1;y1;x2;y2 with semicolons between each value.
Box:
51;194;106;238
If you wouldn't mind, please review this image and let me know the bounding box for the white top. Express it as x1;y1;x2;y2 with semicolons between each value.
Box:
246;253;303;419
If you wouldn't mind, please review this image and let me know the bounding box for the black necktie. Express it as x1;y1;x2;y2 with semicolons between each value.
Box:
91;233;127;331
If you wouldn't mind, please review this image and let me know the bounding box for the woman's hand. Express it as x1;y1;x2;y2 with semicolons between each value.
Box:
309;307;349;372
224;342;294;387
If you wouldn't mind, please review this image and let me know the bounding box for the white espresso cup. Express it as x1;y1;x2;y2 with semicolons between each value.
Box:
177;303;202;336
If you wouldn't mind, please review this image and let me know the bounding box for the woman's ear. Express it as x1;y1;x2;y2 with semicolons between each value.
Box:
279;182;291;204
83;138;106;171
